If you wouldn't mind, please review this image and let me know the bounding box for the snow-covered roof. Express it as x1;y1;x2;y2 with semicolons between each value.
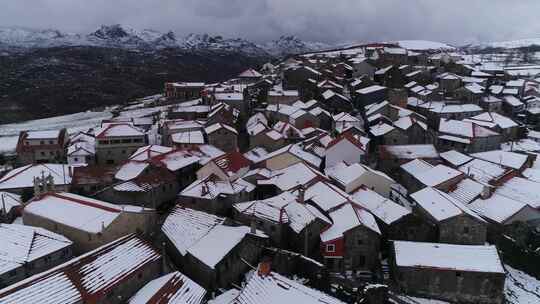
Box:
356;85;387;95
115;161;149;181
95;123;145;138
238;68;262;78
304;181;351;212
257;144;322;169
393;241;504;273
171;130;205;144
400;159;434;177
0;164;72;190
162;207;224;256
439;119;499;138
205;123;238;135
410;187;485;223
440;150;472;167
369;123;395;137
243;147;269;163
129;271;206;304
470;194;529;224
188;225;264;269
0;234;160;303
325;162;369;187
446;178;484;204
470;150;528;170
412;164;463;187
0;224;72;276
351;187;410;225
466;112;518;130
380;145;439;159
257;162;326;191
180;177;255;199
24;192;126;234
321;203;380;242
459;158;508;184
26;130;61;140
232;267;345;304
234;192;330;234
496;177;540;208
0;192;21;215
393;116;427;131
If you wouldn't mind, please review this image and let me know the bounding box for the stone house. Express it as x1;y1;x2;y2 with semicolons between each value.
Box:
465;112;520;141
162;207;267;290
98;164;180;209
351;186;435;243
0;224;74;289
320;90;353;113
391;241;505;304
325;133;367;168
378;144;440;176
0;234;162;304
95;123;147;165
479;95;503;113
16;129;68;165
205;123;238;153
254;144;322;171
0;163;73;195
320;203;381;273
349;58;376;79
213;92;247;112
179;175;255;215
283;66;322;91
410;187;487;245
437;119;502;153
326;162;395;197
354;85;388;108
23;192;156;254
196;151;251;182
233;191;331;254
400;160;465;193
393;116;429;144
267;89;300;105
165;82;205;101
0;192;21;223
437;72;462;93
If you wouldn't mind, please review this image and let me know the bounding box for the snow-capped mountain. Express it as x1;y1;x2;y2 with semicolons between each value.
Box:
0;25;329;57
263;35;331;56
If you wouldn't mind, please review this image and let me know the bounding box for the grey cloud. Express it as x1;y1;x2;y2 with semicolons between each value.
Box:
1;0;540;45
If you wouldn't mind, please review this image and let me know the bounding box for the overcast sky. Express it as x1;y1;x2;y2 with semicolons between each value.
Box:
1;0;540;45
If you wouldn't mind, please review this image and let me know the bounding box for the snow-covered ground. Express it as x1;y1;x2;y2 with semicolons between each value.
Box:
0;110;113;153
505;265;540;304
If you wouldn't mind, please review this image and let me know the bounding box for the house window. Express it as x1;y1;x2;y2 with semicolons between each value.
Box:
49;141;54;144
74;157;79;162
326;244;336;253
121;150;126;154
359;255;366;267
40;152;46;156
357;239;364;245
8;270;17;277
456;271;462;277
40;141;45;145
463;227;470;234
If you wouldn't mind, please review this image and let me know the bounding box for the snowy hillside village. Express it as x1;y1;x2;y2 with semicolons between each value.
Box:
3;41;540;303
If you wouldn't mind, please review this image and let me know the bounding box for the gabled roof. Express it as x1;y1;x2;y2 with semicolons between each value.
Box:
470;194;531;225
0;224;72;276
238;68;262;78
410;187;485;223
180;176;255;199
326;133;365;152
24;192;134;233
393;241;504;274
351;186;411;225
205;123;238;135
321;203;381;243
470;150;527;170
232;267;345;304
95;123;145;138
257;162;327;191
0;164;72;190
129;271;206;304
233;192;331;234
211;151;252;177
256;144;322;169
0;234;160;303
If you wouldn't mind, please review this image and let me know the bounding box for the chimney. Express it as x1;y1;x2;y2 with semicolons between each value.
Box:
481;184;493;199
250;220;257;234
258;260;272;277
297;186;305;204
